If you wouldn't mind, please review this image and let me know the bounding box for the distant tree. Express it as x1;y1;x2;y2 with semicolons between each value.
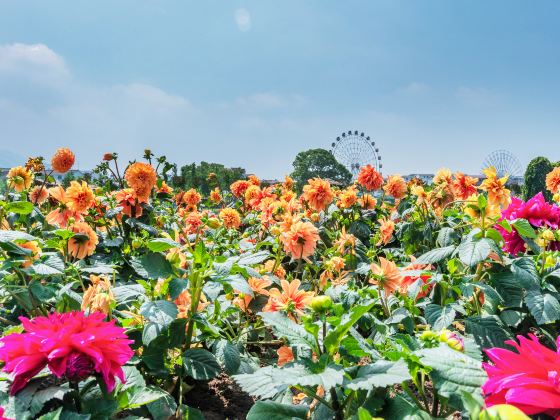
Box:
61;172;76;188
176;162;247;193
523;157;553;201
290;148;352;191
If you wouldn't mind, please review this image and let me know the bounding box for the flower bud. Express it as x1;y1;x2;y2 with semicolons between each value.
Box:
309;295;333;313
206;218;220;229
439;330;464;352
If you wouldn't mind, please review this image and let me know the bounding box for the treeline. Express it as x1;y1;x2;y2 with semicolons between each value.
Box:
171;162;247;194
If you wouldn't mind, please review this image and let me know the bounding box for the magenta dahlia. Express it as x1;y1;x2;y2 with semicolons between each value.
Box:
483;334;560;418
0;311;133;395
497;192;560;254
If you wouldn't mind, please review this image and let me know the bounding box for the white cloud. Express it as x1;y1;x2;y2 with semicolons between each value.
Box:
231;92;305;108
456;86;500;107
396;82;431;95
234;8;251;32
0;43;69;85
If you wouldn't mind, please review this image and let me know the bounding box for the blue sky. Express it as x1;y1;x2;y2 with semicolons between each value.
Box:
1;1;559;178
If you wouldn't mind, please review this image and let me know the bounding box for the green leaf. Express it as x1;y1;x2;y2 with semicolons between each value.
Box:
226;274;254;296
214;340;241;375
32;254;65;275
168;278;189;300
0;230;37;242
324;302;374;354
131;252;173;279
346;360;411;391
418;346;486;408
414;246;455;265
525;289;560;325
15;381;70;418
464;316;514;349
5;201;34;215
457;238;493;267
512;219;537;239
140;300;178;326
437;228;459;247
29;280;56;301
237;250;270;266
183;348;221;380
146;238;179;252
125;386;171;409
246;401;308;420
511;258;540;289
258;311;316;348
381;394;432;420
425;304;456;330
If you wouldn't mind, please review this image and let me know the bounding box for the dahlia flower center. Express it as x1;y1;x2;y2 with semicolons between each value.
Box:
65;352;95;382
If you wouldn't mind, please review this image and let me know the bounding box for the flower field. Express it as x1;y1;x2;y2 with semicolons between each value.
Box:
1;149;560;419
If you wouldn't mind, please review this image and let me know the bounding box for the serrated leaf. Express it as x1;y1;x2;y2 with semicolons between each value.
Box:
457;238;493;267
5;201;34;215
525;289;560;325
437;227;459;247
346;360;411;391
425;304;456;330
32;255;65;275
415;246;455;265
464;315;513;349
225;274;254;296
125;386;171;409
0;230;37;242
183;348;221;380
258;311;316;348
246;401;308;420
214;340;241;375
146;238;179;252
169;278;189;300
130;252;173;279
418;346;486;407
511;258;540;289
512;219;537;239
237;250;270;266
324;302;374;354
140;300;178;326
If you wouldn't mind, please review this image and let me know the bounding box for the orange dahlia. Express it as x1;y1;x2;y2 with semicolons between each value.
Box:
302;178;334;212
183;188;202;208
377;218;395;246
19;241;41;268
210;187;222;203
67;222;98;260
383;175;407;200
433;168;453;186
280;220;319;260
230;180;250;198
66;181;95;214
248;174;261;186
29;185;49;205
370;257;404;296
338;186;358;209
263;279;314;316
244;185;262;207
452;173;479;200
81;275;114;315
480;166;510;208
7;166;33;192
157;181;173;195
264;260;286;279
546;167;560;195
183;211;204;235
51;148;75;174
220;207;242;229
124;162;157;201
357;165;383;191
359;193;377;209
283;176;294;191
114;188;143;218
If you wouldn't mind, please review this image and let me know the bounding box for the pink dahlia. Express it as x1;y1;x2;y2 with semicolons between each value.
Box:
482;334;560;418
0;311;133;395
496;193;560;254
0;407;12;420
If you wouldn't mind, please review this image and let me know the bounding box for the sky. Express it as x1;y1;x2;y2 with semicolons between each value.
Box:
1;1;560;178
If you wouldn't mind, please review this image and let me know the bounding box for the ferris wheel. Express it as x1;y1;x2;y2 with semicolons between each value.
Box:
330;130;382;178
481;150;522;178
